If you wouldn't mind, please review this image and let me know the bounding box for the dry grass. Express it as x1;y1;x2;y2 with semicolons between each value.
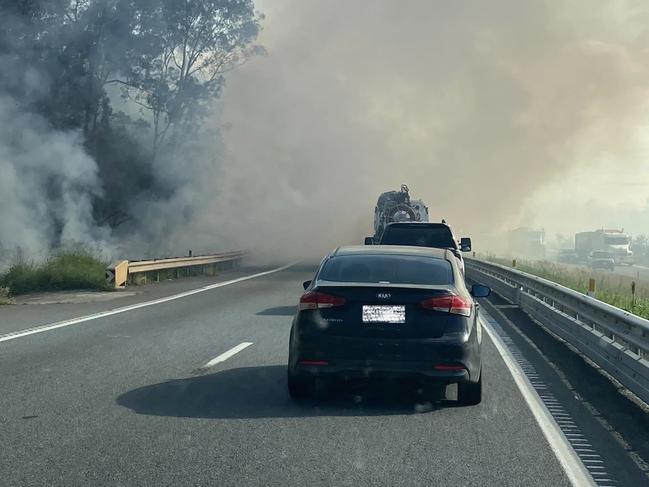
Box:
485;257;649;320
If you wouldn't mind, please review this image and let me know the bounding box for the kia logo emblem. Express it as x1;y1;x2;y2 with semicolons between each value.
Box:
377;293;391;299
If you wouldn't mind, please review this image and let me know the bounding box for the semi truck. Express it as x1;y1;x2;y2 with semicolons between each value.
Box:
372;184;429;241
574;229;633;265
507;227;546;260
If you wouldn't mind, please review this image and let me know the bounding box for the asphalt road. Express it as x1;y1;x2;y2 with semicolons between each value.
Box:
613;263;649;281
1;264;642;486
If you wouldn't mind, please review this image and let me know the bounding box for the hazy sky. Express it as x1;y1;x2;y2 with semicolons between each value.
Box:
209;0;649;257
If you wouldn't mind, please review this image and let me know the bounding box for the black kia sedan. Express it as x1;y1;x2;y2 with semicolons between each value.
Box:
287;245;490;405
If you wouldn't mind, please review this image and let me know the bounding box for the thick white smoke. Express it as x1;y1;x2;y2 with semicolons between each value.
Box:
208;0;649;258
0;96;113;264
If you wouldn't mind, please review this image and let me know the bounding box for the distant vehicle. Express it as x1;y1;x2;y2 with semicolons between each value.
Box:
575;229;633;265
588;250;615;271
367;221;472;273
507;227;546;259
371;184;429;241
556;249;578;264
287;245;490;405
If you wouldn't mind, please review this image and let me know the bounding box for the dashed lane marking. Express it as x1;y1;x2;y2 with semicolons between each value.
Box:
202;342;254;369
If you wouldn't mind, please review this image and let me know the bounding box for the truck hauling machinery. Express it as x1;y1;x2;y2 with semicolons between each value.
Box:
371;184;429;242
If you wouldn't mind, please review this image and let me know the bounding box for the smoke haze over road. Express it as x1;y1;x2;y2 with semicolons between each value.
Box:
215;0;649;257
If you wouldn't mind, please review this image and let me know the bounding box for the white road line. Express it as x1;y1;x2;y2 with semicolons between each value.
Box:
0;264;294;344
481;317;595;487
203;342;253;369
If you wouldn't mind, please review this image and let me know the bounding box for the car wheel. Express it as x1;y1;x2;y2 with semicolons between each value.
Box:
457;369;482;406
287;370;314;399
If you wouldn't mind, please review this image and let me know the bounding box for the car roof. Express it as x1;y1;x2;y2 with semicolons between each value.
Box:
384;222;451;229
332;245;450;259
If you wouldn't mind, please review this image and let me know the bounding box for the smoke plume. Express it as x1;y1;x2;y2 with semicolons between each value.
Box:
211;0;649;258
0;96;113;263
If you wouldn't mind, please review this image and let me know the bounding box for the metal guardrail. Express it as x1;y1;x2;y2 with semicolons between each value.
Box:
466;258;649;405
106;251;244;288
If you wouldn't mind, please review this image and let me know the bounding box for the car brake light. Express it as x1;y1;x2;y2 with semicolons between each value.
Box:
421;294;472;316
434;364;465;371
299;360;329;366
299;291;346;310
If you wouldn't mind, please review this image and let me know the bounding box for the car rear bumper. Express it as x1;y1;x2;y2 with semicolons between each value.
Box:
292;360;471;383
290;333;481;383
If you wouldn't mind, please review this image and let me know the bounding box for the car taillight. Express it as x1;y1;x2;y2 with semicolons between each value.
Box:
299;291;346;310
434;363;466;371
421;294;472;316
298;360;329;366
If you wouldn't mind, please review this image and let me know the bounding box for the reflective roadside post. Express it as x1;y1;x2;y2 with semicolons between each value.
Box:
512;259;517;268
588;278;596;298
632;281;636;307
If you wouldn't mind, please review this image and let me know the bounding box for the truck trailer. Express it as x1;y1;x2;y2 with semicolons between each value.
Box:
372;184;429;241
507;227;546;260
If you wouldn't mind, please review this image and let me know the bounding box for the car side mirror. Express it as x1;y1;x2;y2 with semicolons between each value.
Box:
302;280;312;290
364;236;374;245
460;237;472;252
471;284;491;298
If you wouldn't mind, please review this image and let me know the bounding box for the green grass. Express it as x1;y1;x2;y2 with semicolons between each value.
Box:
0;248;109;296
484;257;649;320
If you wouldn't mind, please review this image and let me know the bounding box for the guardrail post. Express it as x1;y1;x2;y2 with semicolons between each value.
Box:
133;273;147;285
514;285;522;305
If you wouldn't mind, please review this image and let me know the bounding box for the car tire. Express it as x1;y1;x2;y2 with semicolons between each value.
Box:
457;369;482;406
288;370;314;399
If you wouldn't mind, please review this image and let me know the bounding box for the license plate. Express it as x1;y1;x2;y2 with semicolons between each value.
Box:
362;305;406;324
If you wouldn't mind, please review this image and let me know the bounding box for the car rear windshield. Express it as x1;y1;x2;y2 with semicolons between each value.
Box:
380;225;456;248
318;254;454;285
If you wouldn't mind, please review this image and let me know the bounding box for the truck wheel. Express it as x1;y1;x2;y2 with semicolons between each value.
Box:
457;369;482;406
